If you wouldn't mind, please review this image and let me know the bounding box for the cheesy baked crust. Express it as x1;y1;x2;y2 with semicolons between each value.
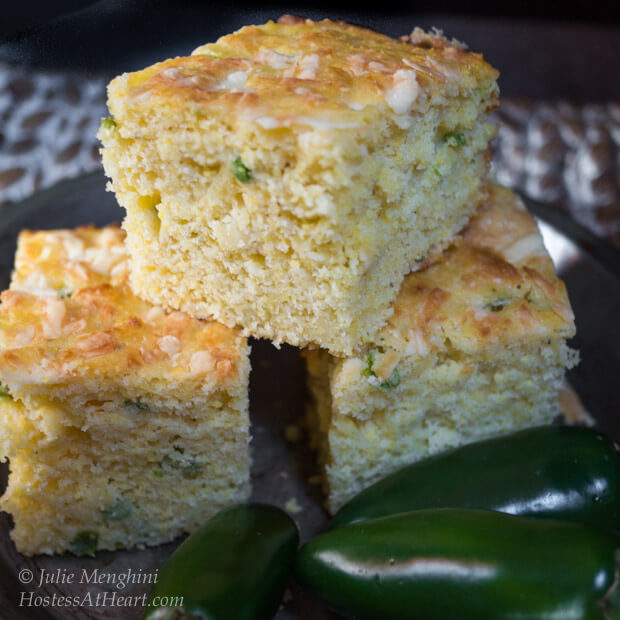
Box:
0;226;250;556
304;185;578;512
0;283;246;400
372;184;575;365
108;18;498;129
100;19;499;355
10;226;128;296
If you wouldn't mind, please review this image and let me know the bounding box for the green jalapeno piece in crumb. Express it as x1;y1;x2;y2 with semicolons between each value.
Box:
331;425;620;533
70;530;99;557
443;131;466;146
295;508;619;620
363;352;400;391
100;117;117;130
232;156;252;182
124;398;148;410
379;367;400;390
143;504;299;620
101;498;133;521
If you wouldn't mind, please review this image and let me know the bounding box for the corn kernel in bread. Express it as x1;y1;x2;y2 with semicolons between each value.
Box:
304;186;579;513
99;18;499;355
0;227;250;555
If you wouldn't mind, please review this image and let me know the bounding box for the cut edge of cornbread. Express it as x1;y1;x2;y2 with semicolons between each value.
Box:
99;19;499;355
305;341;578;513
0;391;251;556
303;185;579;513
0;227;251;556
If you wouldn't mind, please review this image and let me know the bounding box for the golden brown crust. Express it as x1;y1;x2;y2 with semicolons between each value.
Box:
0;283;243;385
0;229;245;387
11;225;128;295
108;19;499;129
375;185;576;355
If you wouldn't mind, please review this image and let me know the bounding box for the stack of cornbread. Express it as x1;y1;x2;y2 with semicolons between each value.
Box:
0;17;578;554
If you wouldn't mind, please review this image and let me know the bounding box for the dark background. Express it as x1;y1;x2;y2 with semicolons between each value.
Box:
1;1;620;102
3;0;620;40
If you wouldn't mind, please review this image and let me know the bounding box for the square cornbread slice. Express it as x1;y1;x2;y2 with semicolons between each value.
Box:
99;18;499;355
0;227;250;556
304;186;579;513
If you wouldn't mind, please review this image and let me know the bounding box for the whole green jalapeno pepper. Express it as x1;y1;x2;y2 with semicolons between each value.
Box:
331;425;620;532
296;508;619;620
143;503;299;620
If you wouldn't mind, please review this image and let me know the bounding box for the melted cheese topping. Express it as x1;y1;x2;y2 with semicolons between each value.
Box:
107;18;499;130
385;69;420;115
376;185;576;356
11;226;129;295
0;229;245;388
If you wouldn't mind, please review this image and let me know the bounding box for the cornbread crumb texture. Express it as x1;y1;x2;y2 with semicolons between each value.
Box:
0;227;250;556
100;18;499;354
304;186;579;513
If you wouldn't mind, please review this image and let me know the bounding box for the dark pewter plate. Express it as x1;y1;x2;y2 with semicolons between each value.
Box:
0;172;618;620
